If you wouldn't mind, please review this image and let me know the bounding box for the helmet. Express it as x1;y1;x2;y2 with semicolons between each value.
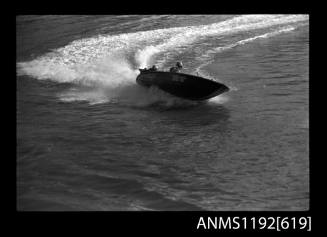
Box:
176;61;183;68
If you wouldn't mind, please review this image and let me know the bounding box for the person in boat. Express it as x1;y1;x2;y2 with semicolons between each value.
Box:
140;65;157;73
148;65;158;71
170;61;183;73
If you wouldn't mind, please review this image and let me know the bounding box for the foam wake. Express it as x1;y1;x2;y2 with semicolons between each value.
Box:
17;15;308;106
195;25;301;75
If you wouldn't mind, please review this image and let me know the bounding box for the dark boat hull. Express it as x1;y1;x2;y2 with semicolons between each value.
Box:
136;71;229;101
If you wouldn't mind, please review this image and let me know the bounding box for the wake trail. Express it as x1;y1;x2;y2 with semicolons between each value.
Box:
17;15;308;106
195;25;301;76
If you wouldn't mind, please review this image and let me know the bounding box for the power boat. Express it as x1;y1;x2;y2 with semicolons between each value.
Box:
136;68;229;101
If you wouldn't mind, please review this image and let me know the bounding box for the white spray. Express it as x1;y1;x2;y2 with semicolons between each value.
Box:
17;14;308;106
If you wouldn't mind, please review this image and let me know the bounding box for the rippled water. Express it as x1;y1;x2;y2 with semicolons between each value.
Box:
17;15;309;211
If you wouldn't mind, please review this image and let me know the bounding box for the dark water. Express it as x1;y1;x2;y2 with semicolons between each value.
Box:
17;15;309;211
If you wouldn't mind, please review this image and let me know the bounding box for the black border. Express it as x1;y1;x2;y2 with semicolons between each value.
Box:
13;7;318;234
